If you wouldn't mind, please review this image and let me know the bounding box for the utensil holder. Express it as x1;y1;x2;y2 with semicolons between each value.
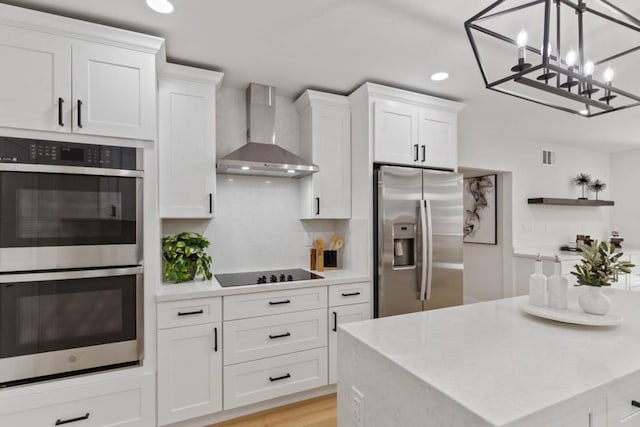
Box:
323;250;337;269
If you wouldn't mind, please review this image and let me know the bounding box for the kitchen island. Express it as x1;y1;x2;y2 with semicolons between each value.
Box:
338;288;640;426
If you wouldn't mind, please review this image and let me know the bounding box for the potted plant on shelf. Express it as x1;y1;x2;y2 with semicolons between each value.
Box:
162;232;213;283
589;179;607;200
571;241;634;315
573;173;592;200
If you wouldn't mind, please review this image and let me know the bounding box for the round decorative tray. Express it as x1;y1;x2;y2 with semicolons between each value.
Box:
520;302;623;326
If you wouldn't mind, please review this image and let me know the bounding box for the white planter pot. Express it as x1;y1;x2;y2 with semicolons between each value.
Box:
578;286;611;315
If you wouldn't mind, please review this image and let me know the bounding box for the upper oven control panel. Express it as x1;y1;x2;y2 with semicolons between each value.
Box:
0;137;137;170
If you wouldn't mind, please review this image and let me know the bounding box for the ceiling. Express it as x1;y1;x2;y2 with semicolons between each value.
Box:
3;0;640;151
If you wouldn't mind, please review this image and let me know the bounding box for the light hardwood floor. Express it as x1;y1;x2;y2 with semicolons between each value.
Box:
212;394;337;427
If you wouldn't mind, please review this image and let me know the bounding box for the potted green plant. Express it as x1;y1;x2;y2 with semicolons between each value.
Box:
571;241;634;315
573;173;592;200
162;232;213;283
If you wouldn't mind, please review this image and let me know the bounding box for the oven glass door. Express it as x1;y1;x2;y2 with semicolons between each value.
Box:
0;171;137;248
0;271;138;359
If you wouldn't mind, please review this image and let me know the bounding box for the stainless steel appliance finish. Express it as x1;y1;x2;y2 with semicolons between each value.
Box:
216;268;324;287
0;137;143;272
0;266;144;385
216;83;319;178
375;165;463;318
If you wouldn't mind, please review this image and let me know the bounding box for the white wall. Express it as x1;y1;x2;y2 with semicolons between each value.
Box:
458;113;611;250
161;87;338;275
610;148;640;244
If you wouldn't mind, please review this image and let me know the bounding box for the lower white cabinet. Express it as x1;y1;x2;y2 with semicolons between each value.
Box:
223;309;327;365
0;373;154;427
223;348;328;410
547;399;606;427
328;302;372;384
157;322;222;426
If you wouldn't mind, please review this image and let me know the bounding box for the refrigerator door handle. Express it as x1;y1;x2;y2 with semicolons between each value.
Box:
425;199;433;300
419;199;428;301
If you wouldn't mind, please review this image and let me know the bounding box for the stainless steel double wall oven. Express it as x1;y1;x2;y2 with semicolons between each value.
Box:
0;136;144;386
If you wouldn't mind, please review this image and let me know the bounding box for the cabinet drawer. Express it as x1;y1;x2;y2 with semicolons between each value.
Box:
0;375;152;426
158;297;221;329
329;282;371;307
224;309;327;365
223;348;328;410
608;381;640;425
223;287;327;321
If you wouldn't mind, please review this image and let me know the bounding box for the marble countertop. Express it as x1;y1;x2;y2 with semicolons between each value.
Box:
340;288;640;426
156;269;370;302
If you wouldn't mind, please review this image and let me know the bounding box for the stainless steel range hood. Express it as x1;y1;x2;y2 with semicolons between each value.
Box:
217;83;319;178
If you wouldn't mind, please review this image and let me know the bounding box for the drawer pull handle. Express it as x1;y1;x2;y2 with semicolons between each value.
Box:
632;400;640;408
269;373;291;382
342;292;361;297
269;332;291;340
269;299;291;306
178;309;204;316
55;413;90;425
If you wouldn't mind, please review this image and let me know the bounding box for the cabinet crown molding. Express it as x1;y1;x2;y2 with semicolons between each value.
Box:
160;63;224;87
0;3;164;54
294;90;350;111
350;82;466;113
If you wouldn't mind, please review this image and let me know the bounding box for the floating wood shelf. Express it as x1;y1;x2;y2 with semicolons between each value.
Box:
528;198;615;206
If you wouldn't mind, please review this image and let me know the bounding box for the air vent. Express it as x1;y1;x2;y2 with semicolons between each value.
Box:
542;150;556;166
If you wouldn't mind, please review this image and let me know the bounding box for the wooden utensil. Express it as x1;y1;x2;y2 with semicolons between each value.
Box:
334;237;344;250
329;236;338;251
315;238;325;272
310;248;317;270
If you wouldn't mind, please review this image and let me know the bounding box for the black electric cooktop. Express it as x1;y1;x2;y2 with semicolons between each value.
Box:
215;268;324;287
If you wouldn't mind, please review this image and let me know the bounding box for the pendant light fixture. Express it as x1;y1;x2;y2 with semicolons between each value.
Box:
465;0;640;118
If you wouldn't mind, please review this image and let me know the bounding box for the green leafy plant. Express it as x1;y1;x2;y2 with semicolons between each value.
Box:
571;241;634;287
162;232;213;283
573;173;592;199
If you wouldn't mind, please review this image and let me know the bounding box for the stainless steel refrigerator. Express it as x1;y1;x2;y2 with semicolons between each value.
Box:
374;165;463;317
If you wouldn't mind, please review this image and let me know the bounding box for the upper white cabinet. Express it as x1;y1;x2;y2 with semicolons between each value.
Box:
373;100;419;166
366;84;464;170
0;4;163;140
0;25;71;133
158;64;223;219
72;41;155;139
295;90;351;219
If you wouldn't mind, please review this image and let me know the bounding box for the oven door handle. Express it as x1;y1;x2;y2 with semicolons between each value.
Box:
0;266;144;283
0;163;143;178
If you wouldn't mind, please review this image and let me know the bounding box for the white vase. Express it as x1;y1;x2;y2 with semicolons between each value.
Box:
578;287;611;315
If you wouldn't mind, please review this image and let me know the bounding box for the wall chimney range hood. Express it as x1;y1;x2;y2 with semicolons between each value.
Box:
217;83;319;178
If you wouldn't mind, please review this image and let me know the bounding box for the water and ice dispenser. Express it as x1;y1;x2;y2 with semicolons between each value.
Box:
393;223;415;268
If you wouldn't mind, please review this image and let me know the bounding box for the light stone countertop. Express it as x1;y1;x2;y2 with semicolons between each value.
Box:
340;288;640;426
156;269;370;302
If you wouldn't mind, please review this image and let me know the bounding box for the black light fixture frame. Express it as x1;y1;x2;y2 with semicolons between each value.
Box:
464;0;640;118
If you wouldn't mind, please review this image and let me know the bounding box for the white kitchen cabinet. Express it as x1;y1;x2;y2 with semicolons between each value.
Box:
0;372;154;427
373;99;419;166
0;25;72;133
158;64;223;218
0;5;162;140
72;41;155;140
548;399;606;427
296;90;351;219
417;107;457;170
328;302;371;384
157;322;223;426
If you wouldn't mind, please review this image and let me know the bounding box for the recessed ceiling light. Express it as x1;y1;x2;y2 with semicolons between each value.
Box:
579;109;589;116
287;170;296;174
146;0;174;14
241;166;250;170
430;72;449;82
